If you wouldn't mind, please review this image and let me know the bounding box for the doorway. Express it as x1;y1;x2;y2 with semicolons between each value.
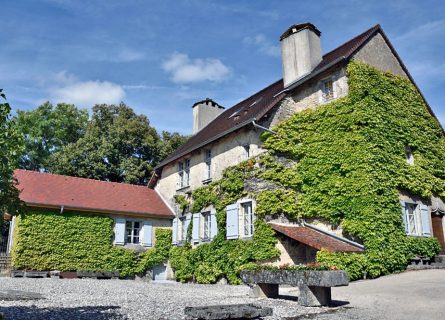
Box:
431;214;445;255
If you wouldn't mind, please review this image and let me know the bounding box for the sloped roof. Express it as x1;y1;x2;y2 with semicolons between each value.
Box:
14;169;174;218
156;24;382;169
270;223;364;253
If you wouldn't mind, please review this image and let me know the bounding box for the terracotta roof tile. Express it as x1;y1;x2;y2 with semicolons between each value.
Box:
14;169;174;218
156;25;381;169
270;223;364;253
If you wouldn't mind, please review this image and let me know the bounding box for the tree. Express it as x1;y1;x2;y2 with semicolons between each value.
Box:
159;131;189;161
14;102;88;171
0;89;24;217
49;103;162;185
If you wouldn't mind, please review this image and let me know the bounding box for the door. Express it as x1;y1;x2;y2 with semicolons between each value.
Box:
152;264;167;281
431;214;445;255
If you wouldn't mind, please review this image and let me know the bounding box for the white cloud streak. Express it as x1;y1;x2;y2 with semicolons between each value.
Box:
51;71;125;107
162;52;231;83
243;34;280;57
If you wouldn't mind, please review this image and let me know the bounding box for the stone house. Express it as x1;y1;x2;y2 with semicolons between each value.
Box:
151;23;445;266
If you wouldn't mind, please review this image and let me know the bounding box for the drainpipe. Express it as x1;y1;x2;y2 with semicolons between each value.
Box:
60;205;64;214
251;119;276;135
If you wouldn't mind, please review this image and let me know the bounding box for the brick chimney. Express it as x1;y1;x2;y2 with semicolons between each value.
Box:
192;98;224;134
280;23;322;87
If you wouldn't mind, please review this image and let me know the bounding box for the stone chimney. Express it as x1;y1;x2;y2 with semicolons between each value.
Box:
192;98;224;134
280;23;322;87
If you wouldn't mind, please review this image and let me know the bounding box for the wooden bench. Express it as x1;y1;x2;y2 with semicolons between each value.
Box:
240;269;349;307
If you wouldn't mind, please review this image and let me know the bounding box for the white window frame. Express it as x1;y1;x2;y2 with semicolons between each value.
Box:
201;211;211;241
203;150;212;181
241;201;254;237
125;220;142;244
405;203;420;236
178;159;190;189
321;78;336;103
405;146;414;165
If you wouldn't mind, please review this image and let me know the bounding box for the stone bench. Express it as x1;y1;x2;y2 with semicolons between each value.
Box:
240;269;349;307
184;304;272;320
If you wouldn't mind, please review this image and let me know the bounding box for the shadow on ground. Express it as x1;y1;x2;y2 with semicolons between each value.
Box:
0;305;126;320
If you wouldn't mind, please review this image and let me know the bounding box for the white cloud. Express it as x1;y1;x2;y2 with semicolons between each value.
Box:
162;52;231;83
243;34;280;57
51;72;125;107
394;20;445;44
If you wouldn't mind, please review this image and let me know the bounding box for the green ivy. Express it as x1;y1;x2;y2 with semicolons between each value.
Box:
12;210;172;277
261;61;442;278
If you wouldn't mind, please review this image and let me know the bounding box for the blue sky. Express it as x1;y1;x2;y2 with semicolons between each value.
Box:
1;0;444;134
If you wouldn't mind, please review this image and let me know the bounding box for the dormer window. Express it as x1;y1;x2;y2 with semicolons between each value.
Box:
405;146;414;165
178;159;190;189
321;78;335;102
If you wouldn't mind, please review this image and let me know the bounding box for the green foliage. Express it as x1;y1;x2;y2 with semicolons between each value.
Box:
256;189;300;218
316;250;367;281
0;89;24;217
174;195;189;212
169;163;279;284
406;236;441;258
12;210;137;276
136;228;172;273
12;210;173;277
14;102;88;171
261;61;445;278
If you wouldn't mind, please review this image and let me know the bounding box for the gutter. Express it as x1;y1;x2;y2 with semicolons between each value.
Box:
252;119;276;134
274;56;346;97
302;220;365;250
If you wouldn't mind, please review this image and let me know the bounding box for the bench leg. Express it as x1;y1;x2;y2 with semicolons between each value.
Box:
298;284;331;307
250;283;279;298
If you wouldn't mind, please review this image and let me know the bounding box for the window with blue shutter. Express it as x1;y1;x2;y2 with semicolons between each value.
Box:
192;213;200;243
142;221;153;247
420;204;432;236
210;209;218;240
114;218;126;245
226;203;239;240
172;218;178;244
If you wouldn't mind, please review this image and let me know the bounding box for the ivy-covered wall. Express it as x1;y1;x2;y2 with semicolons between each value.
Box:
262;61;442;278
12;209;172;277
169;61;442;283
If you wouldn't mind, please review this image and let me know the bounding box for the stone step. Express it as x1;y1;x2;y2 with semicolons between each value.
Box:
433;255;445;264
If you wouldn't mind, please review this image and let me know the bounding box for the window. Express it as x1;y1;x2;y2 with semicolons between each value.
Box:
125;221;141;244
178;159;190;189
322;79;335;102
204;150;212;181
405;146;414;165
202;211;211;241
241;202;254;237
243;145;250;160
179;217;187;242
405;203;419;235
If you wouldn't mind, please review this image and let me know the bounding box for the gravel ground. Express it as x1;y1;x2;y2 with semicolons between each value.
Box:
0;278;330;320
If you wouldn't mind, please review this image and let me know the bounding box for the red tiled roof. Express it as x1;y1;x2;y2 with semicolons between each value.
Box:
270;223;364;253
14;169;174;218
156;24;381;169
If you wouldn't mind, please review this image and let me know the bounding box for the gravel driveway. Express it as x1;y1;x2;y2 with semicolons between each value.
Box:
0;278;327;320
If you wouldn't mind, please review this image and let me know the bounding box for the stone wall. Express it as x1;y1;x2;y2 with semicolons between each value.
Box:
263;234;317;266
353;32;408;77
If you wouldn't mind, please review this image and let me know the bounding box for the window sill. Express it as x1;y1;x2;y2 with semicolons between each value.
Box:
202;178;212;184
240;235;253;241
176;185;191;192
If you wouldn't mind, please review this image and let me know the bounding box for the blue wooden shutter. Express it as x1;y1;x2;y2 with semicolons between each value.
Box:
210;209;218;240
420;204;431;236
185;214;192;240
192;213;200;242
114;218;126;245
400;201;408;234
142;221;153;247
226;203;239;240
172;218;178;244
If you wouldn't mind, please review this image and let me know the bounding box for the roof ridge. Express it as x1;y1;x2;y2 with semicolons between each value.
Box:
14;169;150;189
